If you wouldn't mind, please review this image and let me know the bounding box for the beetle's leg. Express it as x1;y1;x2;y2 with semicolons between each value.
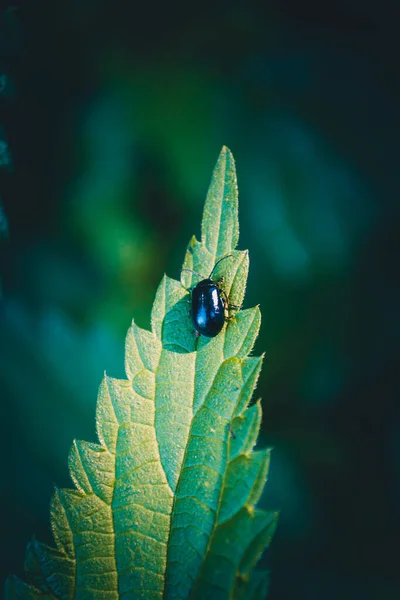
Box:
184;287;193;304
221;291;232;316
225;314;237;321
216;276;224;285
219;288;238;321
219;288;229;304
226;302;241;321
219;287;240;309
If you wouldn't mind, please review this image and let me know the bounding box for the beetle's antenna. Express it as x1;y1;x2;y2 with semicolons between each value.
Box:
209;254;233;278
181;268;204;279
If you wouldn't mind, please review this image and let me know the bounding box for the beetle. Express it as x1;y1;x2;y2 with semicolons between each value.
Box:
182;255;239;338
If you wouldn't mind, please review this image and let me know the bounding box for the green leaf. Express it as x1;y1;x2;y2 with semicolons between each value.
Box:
5;146;278;599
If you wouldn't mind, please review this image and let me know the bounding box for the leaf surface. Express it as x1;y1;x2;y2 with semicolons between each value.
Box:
5;146;277;600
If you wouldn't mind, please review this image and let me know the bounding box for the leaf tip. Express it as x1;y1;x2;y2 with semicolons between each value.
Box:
246;505;255;518
221;144;233;156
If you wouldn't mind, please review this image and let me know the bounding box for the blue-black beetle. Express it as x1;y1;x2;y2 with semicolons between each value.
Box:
182;255;239;338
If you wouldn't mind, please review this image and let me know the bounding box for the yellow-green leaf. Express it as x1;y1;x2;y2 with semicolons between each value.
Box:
5;146;277;600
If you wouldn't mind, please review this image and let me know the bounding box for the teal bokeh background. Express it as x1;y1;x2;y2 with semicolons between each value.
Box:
1;2;399;598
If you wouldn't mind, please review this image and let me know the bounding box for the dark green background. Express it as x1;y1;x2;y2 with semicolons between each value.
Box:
1;1;399;598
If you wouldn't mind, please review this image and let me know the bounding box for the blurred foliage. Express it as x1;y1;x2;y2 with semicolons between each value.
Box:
1;1;399;599
0;202;7;238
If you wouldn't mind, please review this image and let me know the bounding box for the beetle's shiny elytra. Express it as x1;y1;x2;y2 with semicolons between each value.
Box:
191;278;226;337
182;255;238;338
